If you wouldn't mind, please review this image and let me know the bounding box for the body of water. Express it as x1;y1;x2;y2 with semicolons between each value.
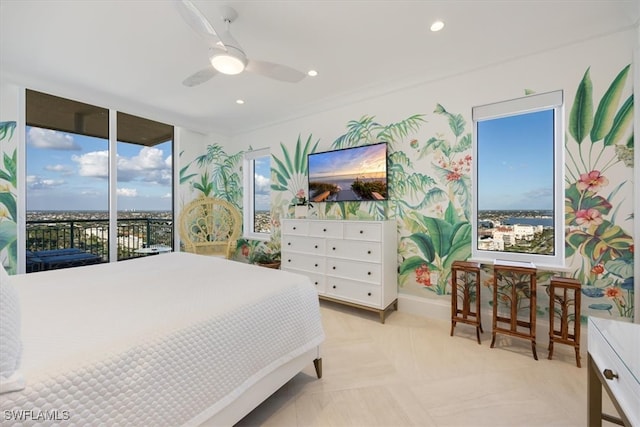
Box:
503;217;553;227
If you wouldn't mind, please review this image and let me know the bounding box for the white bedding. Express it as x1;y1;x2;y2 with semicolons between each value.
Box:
0;252;324;426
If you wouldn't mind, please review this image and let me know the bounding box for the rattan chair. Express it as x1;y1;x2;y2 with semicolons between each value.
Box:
178;197;241;259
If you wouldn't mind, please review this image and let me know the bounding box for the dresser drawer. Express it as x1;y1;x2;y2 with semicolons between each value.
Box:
326;239;381;263
282;235;325;255
282;220;309;236
325;277;381;308
588;319;640;425
283;268;326;294
308;221;343;238
282;252;325;274
343;222;382;241
326;258;381;284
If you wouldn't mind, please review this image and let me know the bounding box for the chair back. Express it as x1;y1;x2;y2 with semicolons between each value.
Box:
179;197;241;259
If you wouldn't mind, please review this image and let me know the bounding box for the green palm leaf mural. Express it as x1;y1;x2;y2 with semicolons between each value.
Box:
191;144;243;209
0;121;17;273
565;65;634;319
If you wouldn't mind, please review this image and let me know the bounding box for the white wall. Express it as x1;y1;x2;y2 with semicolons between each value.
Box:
217;28;637;322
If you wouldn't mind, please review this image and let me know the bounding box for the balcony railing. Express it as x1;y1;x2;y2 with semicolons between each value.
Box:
26;218;174;263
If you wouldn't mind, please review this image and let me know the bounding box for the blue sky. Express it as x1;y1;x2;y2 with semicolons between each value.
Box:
26;126;172;211
477;109;554;211
253;155;271;211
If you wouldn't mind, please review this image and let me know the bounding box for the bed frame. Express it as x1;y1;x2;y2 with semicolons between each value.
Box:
194;349;322;426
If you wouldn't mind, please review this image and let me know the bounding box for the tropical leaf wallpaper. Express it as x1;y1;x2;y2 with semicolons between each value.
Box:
0;121;17;274
0;39;634;323
177;64;634;322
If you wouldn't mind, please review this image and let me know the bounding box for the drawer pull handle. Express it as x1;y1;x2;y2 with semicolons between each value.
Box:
332;247;336;251
332;285;336;289
314;245;318;248
293;227;297;230
323;228;327;232
367;292;372;296
603;369;618;381
367;272;372;275
360;230;364;234
287;259;291;262
332;266;336;270
314;263;318;267
367;250;371;254
314;281;318;285
287;242;291;246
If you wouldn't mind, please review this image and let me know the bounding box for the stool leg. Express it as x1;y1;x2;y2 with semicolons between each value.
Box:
450;269;457;337
575;347;581;368
548;285;555;360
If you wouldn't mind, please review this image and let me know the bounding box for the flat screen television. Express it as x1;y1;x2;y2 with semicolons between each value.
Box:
307;142;388;202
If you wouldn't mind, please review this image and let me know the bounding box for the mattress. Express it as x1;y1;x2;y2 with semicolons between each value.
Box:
0;252;324;426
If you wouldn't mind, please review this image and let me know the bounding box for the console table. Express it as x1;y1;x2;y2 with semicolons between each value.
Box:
587;317;639;426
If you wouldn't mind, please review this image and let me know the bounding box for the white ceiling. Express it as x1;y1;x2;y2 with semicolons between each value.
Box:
1;0;638;136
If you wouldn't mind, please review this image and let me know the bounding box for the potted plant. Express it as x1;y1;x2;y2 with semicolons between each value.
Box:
293;189;313;218
250;241;281;269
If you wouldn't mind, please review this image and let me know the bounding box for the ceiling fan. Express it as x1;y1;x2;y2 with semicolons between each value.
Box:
175;0;307;87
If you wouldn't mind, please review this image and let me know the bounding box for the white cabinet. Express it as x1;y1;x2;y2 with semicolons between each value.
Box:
281;219;397;323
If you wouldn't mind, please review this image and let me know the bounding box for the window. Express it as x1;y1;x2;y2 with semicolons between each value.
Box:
25;90;174;269
472;90;564;268
243;148;271;240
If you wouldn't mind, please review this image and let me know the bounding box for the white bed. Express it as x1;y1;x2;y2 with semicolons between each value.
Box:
0;252;324;426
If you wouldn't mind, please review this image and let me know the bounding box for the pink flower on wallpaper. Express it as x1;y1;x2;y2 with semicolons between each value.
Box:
605;287;622;299
576;170;609;192
575;208;604;227
415;264;432;286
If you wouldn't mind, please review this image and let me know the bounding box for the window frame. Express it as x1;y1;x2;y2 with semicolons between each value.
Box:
242;147;271;241
471;90;565;268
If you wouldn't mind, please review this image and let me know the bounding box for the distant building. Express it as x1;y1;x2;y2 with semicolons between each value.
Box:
513;224;535;241
478;237;505;251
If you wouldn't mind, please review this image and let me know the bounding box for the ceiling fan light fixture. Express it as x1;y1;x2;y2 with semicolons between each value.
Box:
210;48;247;75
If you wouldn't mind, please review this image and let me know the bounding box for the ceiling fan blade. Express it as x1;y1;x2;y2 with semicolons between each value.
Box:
175;0;223;47
245;59;306;83
182;67;218;87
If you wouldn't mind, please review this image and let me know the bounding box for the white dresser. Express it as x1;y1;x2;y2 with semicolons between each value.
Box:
281;219;398;323
587;316;639;426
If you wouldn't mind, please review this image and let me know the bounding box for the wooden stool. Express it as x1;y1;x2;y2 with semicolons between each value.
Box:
548;277;582;367
450;261;483;344
491;264;538;360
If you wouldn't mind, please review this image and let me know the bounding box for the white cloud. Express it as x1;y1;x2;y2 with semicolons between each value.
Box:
161;192;172;199
27;175;65;190
45;164;74;175
254;173;271;194
117;147;172;185
72;150;109;178
117;188;138;197
71;148;171;185
28;127;81;150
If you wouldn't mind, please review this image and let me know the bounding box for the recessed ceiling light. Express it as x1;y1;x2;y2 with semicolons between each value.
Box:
430;20;445;32
236;99;244;105
307;70;318;77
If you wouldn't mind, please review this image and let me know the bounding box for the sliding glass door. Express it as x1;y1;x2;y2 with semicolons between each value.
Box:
25;90;174;271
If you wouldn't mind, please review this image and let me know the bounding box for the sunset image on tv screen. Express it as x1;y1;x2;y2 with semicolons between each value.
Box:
308;143;387;202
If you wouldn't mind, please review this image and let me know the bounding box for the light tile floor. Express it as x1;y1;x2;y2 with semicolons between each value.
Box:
236;301;616;426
